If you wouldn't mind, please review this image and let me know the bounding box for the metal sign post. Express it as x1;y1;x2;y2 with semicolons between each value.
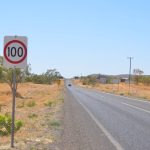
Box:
11;68;16;148
3;36;27;148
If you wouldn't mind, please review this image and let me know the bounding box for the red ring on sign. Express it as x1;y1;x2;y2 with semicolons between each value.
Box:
4;40;27;64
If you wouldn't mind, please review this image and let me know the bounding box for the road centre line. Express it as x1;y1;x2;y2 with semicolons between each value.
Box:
122;102;150;114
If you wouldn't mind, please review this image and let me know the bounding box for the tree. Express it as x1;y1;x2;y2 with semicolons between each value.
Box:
140;76;150;86
0;67;3;81
45;69;62;84
81;76;97;86
56;79;61;87
0;56;26;89
25;63;31;77
2;68;24;92
27;69;62;84
0;56;3;66
133;68;144;85
0;56;3;81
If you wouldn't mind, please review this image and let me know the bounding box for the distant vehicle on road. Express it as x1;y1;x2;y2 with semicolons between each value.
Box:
68;84;72;86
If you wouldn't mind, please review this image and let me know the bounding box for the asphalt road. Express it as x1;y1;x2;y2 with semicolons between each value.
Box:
61;81;150;150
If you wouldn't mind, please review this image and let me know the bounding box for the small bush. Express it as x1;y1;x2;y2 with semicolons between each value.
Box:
44;100;53;107
15;120;23;131
28;113;38;119
48;120;60;128
27;101;36;107
59;98;64;103
120;93;124;96
0;114;23;136
17;101;25;108
16;92;24;99
139;96;147;99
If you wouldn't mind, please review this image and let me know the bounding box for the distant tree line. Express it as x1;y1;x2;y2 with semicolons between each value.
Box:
25;69;63;84
79;68;150;86
0;56;63;88
132;69;150;85
80;76;97;86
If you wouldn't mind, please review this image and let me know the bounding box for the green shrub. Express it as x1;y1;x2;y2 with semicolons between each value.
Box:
44;100;53;107
48;120;60;128
27;101;36;107
15;120;23;131
0;114;23;136
28;113;38;119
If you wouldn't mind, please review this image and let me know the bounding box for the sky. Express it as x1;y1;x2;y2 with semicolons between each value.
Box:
0;0;150;77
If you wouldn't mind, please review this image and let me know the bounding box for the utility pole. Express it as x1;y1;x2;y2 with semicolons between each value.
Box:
127;57;133;95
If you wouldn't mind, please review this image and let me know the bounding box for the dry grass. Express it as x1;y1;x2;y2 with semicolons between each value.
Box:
74;79;150;101
0;81;64;149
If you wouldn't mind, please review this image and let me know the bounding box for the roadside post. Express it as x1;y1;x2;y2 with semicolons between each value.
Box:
3;36;27;148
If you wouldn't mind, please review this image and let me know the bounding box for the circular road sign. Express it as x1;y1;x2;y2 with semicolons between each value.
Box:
4;40;27;64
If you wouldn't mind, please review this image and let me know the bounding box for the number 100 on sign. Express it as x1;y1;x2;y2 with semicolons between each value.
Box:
7;47;24;58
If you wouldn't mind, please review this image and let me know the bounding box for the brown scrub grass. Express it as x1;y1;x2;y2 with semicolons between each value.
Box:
74;79;150;101
0;81;64;148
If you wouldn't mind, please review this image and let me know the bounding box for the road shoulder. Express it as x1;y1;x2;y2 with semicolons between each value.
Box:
59;88;116;150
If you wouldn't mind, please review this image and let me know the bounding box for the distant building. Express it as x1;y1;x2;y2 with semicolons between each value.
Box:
121;78;128;82
100;78;107;84
112;79;120;84
74;76;79;80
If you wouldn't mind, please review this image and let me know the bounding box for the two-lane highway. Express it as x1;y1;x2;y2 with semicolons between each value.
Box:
61;81;150;150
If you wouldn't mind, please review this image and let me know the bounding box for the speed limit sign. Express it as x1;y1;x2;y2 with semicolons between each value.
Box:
3;36;27;69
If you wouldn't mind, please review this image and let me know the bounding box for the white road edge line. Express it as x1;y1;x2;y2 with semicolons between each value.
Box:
122;102;150;114
76;98;124;150
78;86;150;104
98;90;150;104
